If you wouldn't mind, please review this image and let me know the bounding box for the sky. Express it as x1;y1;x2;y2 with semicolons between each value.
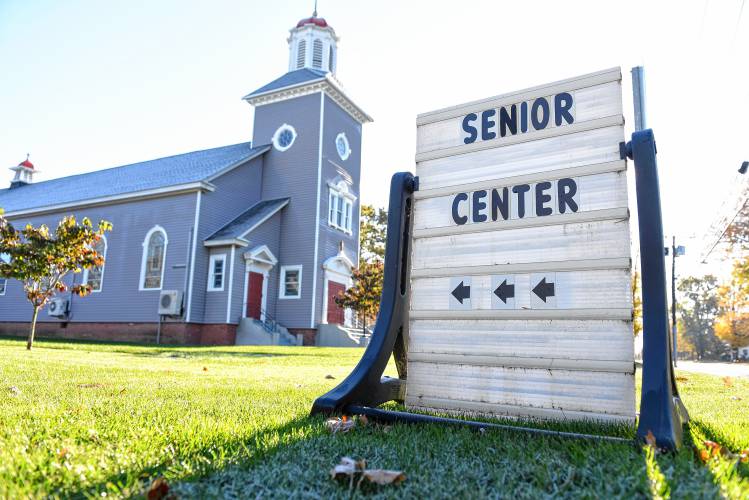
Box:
0;0;747;277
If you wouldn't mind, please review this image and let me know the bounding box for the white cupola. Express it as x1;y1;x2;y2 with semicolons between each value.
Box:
9;154;37;189
288;11;339;74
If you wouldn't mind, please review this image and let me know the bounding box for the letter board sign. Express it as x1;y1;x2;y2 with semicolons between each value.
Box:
409;67;634;422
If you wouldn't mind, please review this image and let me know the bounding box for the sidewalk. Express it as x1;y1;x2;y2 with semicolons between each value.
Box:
676;361;749;378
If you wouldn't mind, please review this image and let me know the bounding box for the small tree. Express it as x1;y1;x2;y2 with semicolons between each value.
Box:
334;260;383;332
0;214;112;350
359;205;387;263
715;258;749;355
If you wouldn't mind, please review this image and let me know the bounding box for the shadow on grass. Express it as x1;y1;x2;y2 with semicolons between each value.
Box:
74;414;322;498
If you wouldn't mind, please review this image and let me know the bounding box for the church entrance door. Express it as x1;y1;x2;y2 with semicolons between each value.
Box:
246;272;264;320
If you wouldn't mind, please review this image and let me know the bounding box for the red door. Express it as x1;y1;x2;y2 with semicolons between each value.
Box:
246;272;264;320
327;281;346;324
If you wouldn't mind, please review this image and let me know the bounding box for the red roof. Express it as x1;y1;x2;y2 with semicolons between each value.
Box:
296;16;329;28
19;159;34;169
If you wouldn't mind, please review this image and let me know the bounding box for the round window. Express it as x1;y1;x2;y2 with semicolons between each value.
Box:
273;124;297;152
335;132;351;161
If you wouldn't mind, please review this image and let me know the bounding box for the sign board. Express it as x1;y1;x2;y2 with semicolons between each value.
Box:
409;67;634;423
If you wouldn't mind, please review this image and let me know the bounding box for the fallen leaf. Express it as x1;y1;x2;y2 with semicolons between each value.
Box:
675;375;689;382
358;415;369;426
326;417;356;434
119;388;126;395
704;440;723;457
58;448;71;460
645;430;657;448
325;374;336;379
731;396;742;401
202;367;208;372
697;448;710;463
362;469;407;485
88;429;100;443
8;386;20;395
723;376;734;387
77;383;103;388
330;456;366;479
740;450;749;463
146;477;170;500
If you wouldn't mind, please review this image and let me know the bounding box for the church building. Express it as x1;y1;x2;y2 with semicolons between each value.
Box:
0;13;371;346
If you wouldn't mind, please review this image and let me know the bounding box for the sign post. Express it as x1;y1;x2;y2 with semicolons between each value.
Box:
312;67;688;449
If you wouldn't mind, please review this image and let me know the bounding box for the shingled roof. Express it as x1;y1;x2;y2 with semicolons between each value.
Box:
243;68;328;99
205;197;290;246
0;142;269;215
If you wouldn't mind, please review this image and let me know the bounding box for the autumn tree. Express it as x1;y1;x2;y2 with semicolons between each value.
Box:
359;204;387;263
335;260;383;332
677;275;728;360
0;215;111;350
714;258;749;355
632;270;643;337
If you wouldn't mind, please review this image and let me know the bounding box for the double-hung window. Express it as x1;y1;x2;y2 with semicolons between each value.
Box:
207;254;226;291
280;265;302;299
328;182;355;233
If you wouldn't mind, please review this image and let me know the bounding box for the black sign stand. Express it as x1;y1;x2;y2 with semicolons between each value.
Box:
312;129;688;450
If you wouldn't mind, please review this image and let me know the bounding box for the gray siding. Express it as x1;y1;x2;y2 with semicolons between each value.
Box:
253;93;322;328
237;209;283;321
314;95;363;323
202;247;233;324
0;192;197;324
190;155;263;323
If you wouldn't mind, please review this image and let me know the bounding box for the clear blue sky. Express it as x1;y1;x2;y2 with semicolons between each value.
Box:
1;0;747;274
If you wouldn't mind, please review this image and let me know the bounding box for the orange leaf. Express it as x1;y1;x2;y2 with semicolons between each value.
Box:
146;477;170;500
645;430;657;448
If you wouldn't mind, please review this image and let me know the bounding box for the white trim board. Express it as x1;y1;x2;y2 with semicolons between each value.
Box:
185;191;202;321
310;91;325;327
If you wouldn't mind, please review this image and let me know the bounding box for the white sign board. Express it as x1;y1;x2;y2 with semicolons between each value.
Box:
408;67;634;423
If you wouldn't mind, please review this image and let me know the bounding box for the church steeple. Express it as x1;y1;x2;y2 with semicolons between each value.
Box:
9;154;37;189
288;10;338;74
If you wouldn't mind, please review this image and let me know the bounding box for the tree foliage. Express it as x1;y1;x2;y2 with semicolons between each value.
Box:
359;205;387;264
714;258;749;351
334;260;383;330
632;270;642;337
677;275;728;360
722;204;749;252
0;214;112;349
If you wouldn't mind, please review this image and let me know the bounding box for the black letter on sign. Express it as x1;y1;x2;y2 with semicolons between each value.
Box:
491;187;509;221
481;109;497;141
512;184;531;218
462;113;478;144
558;178;578;213
535;182;553;216
499;104;517;137
554;92;574;126
520;101;528;133
472;190;487;222
452;192;469;225
531;97;550;130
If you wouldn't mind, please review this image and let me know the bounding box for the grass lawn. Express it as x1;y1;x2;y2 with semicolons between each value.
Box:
0;338;747;499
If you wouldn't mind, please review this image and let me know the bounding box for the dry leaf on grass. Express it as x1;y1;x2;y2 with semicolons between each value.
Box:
362;469;407;485
325;374;336;379
675;375;689;382
645;430;657;448
723;376;734;387
731;396;742;401
8;386;20;396
697;440;748;465
326;416;356;434
330;457;406;489
202;366;208;372
146;477;170;500
77;383;104;389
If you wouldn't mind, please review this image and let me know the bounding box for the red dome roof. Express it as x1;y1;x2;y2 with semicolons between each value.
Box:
19;158;34;169
296;16;329;28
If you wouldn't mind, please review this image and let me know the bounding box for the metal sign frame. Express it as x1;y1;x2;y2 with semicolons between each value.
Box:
311;129;688;450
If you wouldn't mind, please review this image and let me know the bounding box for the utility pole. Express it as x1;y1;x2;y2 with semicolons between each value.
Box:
668;238;685;366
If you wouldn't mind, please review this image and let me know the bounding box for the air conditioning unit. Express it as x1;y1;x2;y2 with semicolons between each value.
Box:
158;290;183;316
47;297;69;317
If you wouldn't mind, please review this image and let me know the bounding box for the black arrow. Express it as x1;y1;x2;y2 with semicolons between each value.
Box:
493;279;515;303
451;281;471;304
532;277;555;302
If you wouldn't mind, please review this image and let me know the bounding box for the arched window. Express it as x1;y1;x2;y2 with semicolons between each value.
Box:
140;226;168;290
296;39;306;69
82;235;107;292
312;39;323;69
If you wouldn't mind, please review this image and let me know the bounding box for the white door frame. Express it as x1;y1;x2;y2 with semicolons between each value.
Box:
320;249;355;326
242;245;277;321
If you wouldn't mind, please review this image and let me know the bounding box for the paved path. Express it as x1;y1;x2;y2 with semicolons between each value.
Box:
676;361;749;378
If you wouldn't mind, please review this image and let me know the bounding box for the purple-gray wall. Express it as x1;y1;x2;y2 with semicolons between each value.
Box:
0;192;196;324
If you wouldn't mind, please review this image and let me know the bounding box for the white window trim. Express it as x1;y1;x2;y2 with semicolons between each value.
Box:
327;185;354;234
335;132;351;161
272;123;297;152
207;253;227;292
279;265;303;300
82;235;107;293
139;225;169;291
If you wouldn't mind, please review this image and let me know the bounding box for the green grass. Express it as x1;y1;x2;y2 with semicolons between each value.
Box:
0;337;747;499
